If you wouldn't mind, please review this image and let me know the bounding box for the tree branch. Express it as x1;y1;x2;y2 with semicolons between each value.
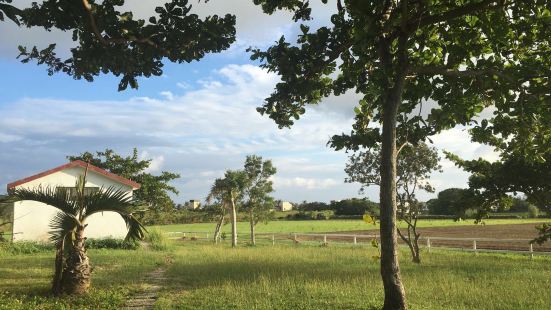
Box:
410;65;517;83
81;0;160;49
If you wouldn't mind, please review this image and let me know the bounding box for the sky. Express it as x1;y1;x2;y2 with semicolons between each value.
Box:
0;1;497;204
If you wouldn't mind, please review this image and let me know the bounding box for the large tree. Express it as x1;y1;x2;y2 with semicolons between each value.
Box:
4;167;145;295
68;148;180;212
346;142;441;263
208;170;248;247
249;1;550;308
3;0;236;90
242;155;277;245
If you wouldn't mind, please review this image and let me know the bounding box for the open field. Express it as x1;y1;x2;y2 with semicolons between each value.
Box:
152;218;547;234
1;241;551;309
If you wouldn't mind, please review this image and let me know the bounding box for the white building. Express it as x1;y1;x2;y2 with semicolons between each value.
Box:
276;201;293;212
185;200;201;210
5;160;140;242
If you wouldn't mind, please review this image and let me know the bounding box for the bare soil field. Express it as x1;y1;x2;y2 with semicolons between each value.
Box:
264;222;551;252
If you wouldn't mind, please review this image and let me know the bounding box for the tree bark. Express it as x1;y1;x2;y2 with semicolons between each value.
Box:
230;192;238;247
51;243;65;296
62;225;90;295
214;214;224;243
249;209;256;245
379;59;408;308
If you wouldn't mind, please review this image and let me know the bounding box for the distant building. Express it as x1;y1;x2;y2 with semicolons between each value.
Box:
275;201;293;212
185;200;201;210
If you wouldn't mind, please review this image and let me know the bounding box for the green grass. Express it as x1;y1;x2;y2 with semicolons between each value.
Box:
155;242;551;309
0;248;168;309
152;218;546;234
2;234;551;309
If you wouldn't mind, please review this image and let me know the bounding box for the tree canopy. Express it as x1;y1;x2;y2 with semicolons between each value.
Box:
3;0;236;90
249;1;551;308
68;148;180;212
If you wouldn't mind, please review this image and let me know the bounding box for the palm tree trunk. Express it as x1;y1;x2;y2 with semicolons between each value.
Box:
230;193;238;247
62;225;90;295
249;208;256;245
51;243;65;296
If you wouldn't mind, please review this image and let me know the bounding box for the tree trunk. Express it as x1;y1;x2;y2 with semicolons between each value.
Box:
380;86;408;309
397;227;420;264
249;209;256;245
62;225;90;295
230;193;238;247
214;215;224;243
51;243;65;296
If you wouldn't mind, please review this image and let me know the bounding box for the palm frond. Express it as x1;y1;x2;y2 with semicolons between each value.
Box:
9;186;78;215
121;213;147;241
83;186;146;241
83;186;137;215
49;211;80;248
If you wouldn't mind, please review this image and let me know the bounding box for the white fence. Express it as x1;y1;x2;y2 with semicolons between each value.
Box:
165;231;551;258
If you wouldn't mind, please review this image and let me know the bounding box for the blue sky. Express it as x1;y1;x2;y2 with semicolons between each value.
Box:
0;1;496;204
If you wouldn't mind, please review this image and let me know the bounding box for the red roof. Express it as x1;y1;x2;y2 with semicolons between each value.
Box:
7;160;141;190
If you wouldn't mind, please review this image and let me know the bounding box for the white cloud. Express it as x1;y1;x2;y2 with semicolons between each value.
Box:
272;176;340;190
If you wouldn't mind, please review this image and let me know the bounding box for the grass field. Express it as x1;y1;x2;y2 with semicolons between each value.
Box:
152;218;546;234
1;239;550;309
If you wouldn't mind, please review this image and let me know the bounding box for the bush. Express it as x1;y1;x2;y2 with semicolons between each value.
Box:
286;211;334;220
0;241;54;255
528;205;540;218
85;238;140;250
144;228;170;251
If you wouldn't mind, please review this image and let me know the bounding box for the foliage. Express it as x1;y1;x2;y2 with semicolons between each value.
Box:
296;201;331;211
330;198;379;216
0;241;54;255
250;0;551;305
85;238;141;250
208;170;248;247
144;228;170;251
242;155;277;225
533;223;551;245
287;210;334;221
527;205;540;219
427;188;476;218
346;142;441;263
0;196;13;240
3;0;236;91
68;148;180;212
6;170;146;295
0;239;140;255
241;155;277;244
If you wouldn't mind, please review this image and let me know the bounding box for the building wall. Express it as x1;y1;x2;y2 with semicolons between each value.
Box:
12;166;133;242
277;201;293;212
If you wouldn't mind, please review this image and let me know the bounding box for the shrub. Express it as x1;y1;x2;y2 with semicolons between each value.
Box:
0;241;54;255
144;228;170;251
528;205;540;218
85;238;140;250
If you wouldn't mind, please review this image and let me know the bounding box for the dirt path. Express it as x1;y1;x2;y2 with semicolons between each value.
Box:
121;256;171;310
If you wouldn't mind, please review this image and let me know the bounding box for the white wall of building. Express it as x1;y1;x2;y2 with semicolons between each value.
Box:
12;166;133;242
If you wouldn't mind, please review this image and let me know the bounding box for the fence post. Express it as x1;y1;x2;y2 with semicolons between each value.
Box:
272;234;275;246
293;233;297;243
323;234;327;245
530;243;534;260
426;238;431;253
183;232;186;238
353;235;357;245
473;240;477;254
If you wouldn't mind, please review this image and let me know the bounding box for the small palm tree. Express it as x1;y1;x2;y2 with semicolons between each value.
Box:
7;166;146;295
